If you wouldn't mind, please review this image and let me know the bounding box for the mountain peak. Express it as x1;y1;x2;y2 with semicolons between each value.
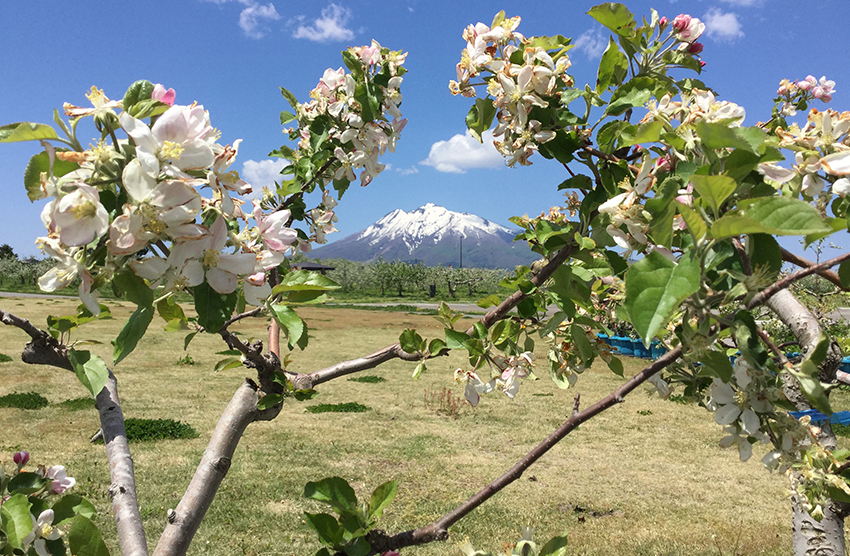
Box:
308;204;536;268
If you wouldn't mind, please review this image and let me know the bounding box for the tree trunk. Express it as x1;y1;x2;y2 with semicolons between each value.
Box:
767;288;847;556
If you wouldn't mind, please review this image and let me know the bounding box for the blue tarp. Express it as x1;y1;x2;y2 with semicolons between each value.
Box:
789;409;850;425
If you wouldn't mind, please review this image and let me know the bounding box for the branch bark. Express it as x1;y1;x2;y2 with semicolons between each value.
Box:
781;247;848;292
153;379;262;556
98;370;149;556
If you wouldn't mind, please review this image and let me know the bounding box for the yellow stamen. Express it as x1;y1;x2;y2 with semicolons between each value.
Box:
70;201;97;220
161;141;185;160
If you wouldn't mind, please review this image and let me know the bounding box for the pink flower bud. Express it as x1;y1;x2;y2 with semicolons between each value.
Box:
13;451;29;468
659;16;668;27
152;84;176;106
688;42;703;54
672;14;691;33
700;61;707;68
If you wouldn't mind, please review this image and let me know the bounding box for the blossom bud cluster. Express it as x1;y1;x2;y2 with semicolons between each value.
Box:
293;40;408;189
758;104;850;199
454;351;534;406
450;14;574;166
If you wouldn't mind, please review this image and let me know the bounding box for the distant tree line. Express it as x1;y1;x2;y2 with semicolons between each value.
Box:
310;257;510;298
0;244;55;289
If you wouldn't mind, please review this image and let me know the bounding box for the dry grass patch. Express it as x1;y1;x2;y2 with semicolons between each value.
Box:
0;296;835;555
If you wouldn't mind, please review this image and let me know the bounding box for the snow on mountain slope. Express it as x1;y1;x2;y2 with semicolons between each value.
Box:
308;204;537;269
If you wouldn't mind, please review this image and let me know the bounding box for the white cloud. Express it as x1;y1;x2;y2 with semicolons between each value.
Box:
573;28;607;59
201;0;281;39
420;130;503;174
703;7;744;42
292;4;354;43
242;159;287;191
396;166;419;176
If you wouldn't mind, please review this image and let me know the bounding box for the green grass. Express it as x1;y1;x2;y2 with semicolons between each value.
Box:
0;353;12;363
0;391;49;409
0;298;811;556
121;418;199;442
347;375;386;384
305;402;371;414
57;397;96;411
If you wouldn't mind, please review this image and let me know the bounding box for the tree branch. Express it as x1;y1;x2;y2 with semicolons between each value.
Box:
153;379;262;556
748;251;850;310
368;347;682;553
98;370;149;556
0;309;72;371
781;247;848;292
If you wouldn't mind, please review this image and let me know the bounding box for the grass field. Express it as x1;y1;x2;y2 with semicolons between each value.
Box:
0;295;843;555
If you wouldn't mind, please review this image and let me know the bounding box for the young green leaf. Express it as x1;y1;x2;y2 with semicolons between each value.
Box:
0;493;33;550
67;515;111;556
304;477;359;515
69;349;109;398
712;197;831;240
0;122;59;143
368;480;398;521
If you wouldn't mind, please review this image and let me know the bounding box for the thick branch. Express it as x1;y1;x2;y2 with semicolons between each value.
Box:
0;309;72;371
97;370;149;556
305;344;421;388
369;347;682;553
153;379;262;556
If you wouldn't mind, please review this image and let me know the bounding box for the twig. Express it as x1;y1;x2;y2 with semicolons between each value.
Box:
223;307;262;328
757;328;790;368
571;393;581;418
368;347;683;553
748;251;850;310
0;309;72;371
780;247;848;292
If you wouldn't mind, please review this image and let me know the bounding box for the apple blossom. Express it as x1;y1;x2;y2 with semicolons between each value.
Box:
672;14;704;43
23;509;62;556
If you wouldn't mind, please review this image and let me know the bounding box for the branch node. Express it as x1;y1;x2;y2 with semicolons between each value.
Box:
571;394;581;417
614;395;625;404
108;484;127;499
167;509;177;524
213;457;232;474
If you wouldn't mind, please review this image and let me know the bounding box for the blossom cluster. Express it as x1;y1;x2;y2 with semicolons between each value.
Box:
454;351;534;406
449;14;573;166
291;40;408;192
758;105;850;199
1;452;79;556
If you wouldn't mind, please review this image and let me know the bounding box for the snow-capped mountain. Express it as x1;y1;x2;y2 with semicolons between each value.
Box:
308;203;538;269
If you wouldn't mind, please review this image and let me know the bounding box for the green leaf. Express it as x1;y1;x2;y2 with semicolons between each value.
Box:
67;515;111;556
51;495;96;526
587;3;636;37
618;119;664;148
7;472;48;494
465;98;497;142
122;80;155;109
428;339;447;357
193;281;237;333
345;537;371;556
68;349;109;397
625;250;701;346
214;357;243;373
280;110;297;125
280;87;299;109
399;329;424;354
690;174;737;217
539;533;569;556
445;329;471;350
711;197;831;240
677;202;707;242
570;324;595;366
304;477;358;515
24;150;79;201
596;36;628;93
0;122;58;143
476;294;501;308
694;121;766;154
0;493;32;549
412;362;426;380
840;260;850;289
272;270;340;294
701;351;734;382
294;389;319;401
368;480;398;521
733;311;768;367
112;305;154;365
748;234;782;277
113;271;154;307
184;331;198;351
270;304;307;350
606;76;654;116
257;393;282;411
607;357;624;377
792;361;833;415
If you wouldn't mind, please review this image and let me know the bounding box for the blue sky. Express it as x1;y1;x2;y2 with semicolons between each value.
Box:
1;0;848;260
